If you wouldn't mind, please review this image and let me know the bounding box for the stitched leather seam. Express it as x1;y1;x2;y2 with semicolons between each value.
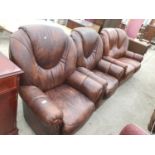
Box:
105;30;112;51
101;32;109;56
107;62;112;73
50;69;55;88
63;37;70;72
19;27;36;58
75;30;89;68
115;29;120;48
116;29;128;53
79;74;88;90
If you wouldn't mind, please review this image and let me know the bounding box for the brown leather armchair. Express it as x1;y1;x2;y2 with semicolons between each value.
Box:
9;25;104;134
100;28;143;80
71;27;125;98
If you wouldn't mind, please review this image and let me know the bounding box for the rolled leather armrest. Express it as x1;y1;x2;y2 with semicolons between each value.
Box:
67;70;103;103
20;86;63;125
97;59;124;80
103;56;128;71
77;67;107;87
125;51;143;62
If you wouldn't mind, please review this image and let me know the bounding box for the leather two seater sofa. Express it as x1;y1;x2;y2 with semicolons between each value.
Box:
100;28;143;80
9;25;143;134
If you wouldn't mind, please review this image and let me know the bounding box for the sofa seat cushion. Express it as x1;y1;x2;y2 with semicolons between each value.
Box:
118;57;141;72
93;70;119;97
45;84;95;134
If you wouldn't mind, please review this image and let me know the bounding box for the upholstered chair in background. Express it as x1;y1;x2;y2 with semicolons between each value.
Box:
120;124;148;135
100;28;143;80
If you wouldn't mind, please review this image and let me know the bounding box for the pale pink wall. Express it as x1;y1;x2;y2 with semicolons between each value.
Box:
126;19;144;38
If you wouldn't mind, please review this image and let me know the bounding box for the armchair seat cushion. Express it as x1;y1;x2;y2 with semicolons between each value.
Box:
118;57;141;72
93;70;119;97
46;84;95;134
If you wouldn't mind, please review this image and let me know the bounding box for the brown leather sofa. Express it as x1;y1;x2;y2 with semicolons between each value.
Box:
9;25;144;135
9;25;104;134
100;28;143;80
71;27;125;98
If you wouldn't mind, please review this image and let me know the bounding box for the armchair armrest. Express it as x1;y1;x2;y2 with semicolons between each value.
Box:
125;51;143;62
20;86;63;125
67;70;103;103
77;67;107;87
97;59;124;80
103;56;128;71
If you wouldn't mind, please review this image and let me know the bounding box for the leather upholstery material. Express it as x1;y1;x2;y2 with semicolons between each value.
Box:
97;59;124;80
77;67;108;88
118;57;141;72
78;67;119;98
100;28;143;79
46;84;95;134
20;86;63;125
67;70;104;103
93;70;119;97
120;124;148;135
10;25;77;91
71;27;103;70
9;25;100;135
71;27;121;97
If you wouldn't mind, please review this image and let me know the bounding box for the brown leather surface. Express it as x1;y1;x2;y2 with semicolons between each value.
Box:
20;86;63;125
67;70;104;103
9;25;97;135
100;28;143;79
77;67;107;87
93;70;119;97
71;27;119;97
71;27;103;70
103;56;128;70
118;57;141;73
100;28;129;58
125;51;143;62
97;59;124;80
10;25;77;91
46;84;95;134
23;100;61;135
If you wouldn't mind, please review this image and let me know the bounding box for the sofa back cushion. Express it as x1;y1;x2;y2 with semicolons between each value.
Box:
71;27;103;70
9;25;77;91
100;28;129;58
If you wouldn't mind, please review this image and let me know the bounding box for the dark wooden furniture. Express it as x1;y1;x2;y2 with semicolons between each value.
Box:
128;38;151;55
67;19;100;32
143;25;155;42
0;52;23;134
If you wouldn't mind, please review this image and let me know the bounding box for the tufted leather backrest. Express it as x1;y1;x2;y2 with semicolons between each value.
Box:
9;25;77;91
71;27;103;70
100;28;129;58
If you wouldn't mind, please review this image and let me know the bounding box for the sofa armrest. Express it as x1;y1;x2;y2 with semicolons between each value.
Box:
103;56;128;71
20;86;63;125
67;70;103;103
77;67;107;87
97;59;124;80
125;51;143;62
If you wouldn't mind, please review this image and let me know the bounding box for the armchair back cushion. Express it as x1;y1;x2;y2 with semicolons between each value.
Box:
100;28;129;58
71;27;103;69
9;25;77;91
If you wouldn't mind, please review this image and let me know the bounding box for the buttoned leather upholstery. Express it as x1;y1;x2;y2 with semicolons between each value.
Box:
9;25;104;134
71;27;124;97
100;28;143;79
